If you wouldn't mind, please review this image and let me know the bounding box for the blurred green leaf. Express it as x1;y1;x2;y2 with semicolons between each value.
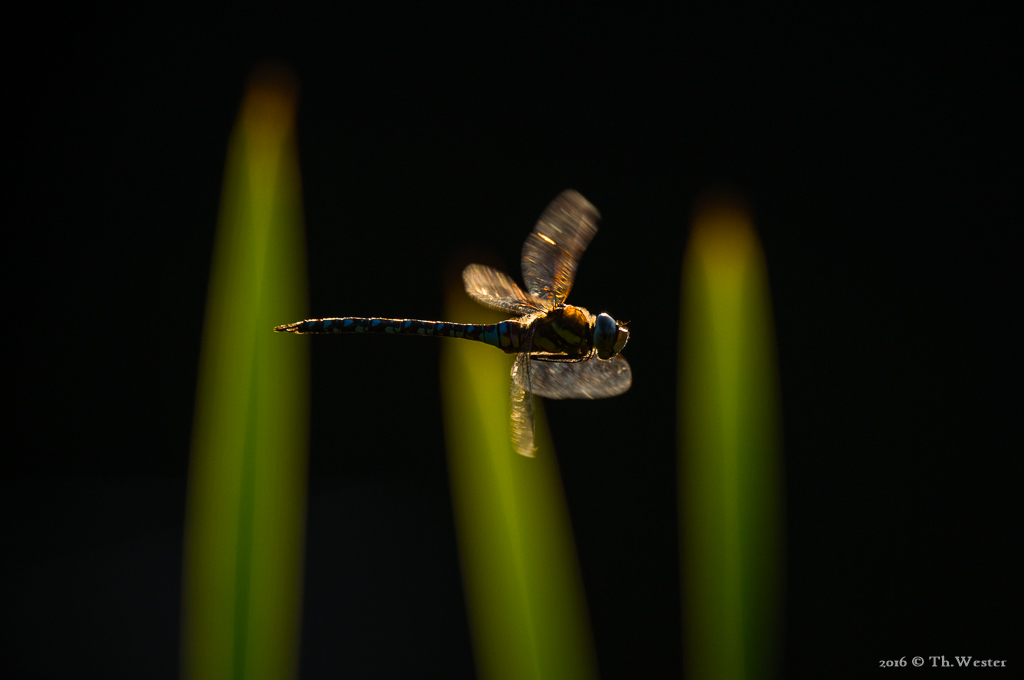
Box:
182;66;309;680
678;198;783;680
441;286;598;680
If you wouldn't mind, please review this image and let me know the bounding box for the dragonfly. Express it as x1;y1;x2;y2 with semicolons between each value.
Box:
275;190;632;456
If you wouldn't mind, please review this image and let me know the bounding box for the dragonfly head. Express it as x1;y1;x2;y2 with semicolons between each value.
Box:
594;312;630;360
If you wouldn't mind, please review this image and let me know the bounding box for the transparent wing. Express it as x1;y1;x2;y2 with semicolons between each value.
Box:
509;347;536;457
521;190;600;310
529;354;632;399
462;264;545;315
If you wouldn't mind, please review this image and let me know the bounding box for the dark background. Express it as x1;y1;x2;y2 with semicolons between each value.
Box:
5;6;1019;678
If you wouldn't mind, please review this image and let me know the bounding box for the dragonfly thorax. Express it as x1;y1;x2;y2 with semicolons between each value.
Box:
528;305;597;359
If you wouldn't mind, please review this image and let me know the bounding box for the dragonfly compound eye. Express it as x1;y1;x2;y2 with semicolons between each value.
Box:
594;313;619;360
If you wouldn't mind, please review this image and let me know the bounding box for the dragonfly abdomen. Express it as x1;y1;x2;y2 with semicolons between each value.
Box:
274;317;528;353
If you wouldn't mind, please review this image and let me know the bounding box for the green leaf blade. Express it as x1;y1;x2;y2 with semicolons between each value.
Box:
678;198;783;680
182;68;309;680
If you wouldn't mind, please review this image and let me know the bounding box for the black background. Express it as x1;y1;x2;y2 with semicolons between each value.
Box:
5;6;1019;678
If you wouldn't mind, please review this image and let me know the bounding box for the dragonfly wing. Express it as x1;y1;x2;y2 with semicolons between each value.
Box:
509;350;536;457
462;264;545;315
529;354;632;399
521;190;600;309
